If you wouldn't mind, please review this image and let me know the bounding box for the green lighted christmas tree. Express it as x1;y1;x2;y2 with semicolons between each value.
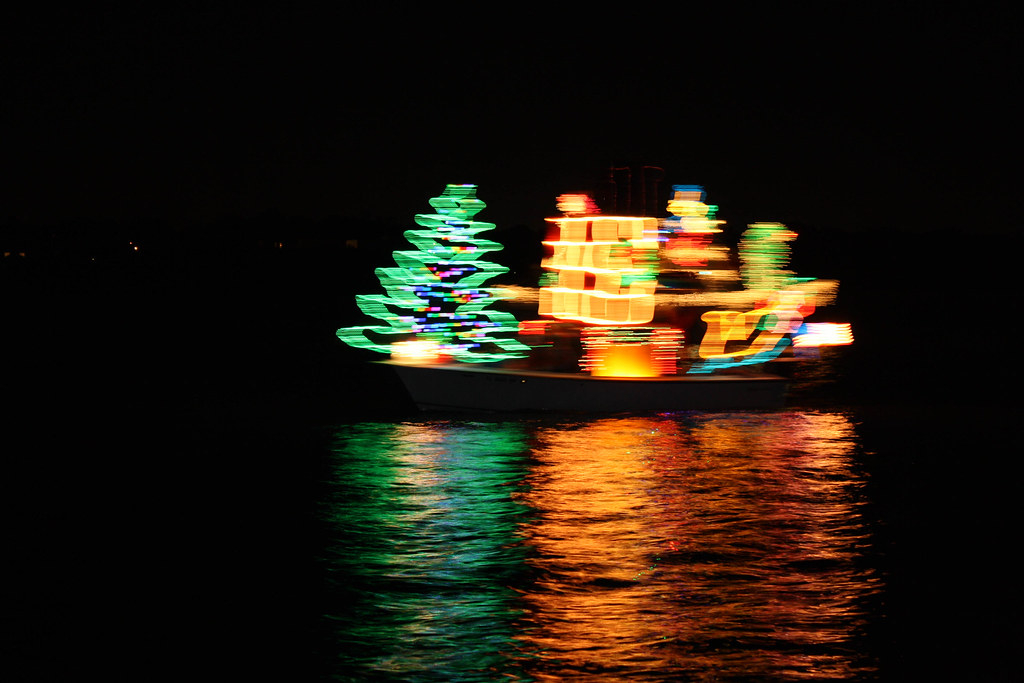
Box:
337;184;530;363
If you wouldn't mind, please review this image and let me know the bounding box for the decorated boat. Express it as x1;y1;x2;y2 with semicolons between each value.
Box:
337;182;852;412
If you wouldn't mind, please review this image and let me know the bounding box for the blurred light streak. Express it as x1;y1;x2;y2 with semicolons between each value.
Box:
502;279;839;309
556;193;599;215
389;339;443;364
739;222;799;291
794;322;854;347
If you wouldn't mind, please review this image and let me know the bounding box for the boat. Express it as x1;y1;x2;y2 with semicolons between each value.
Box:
378;360;788;412
337;182;851;412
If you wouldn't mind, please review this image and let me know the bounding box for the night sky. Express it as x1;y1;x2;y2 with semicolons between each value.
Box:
4;6;1019;239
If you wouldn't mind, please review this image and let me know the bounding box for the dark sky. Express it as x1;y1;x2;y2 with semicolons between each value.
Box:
3;6;1019;236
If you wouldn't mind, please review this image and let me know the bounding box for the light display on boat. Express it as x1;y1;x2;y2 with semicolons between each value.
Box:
336;180;854;384
580;327;683;377
538;196;660;325
683;214;827;373
661;185;726;268
688;288;815;374
336;184;530;363
793;322;854;347
739;222;804;291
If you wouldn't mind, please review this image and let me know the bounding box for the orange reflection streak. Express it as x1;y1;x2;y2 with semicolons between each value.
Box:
513;418;669;676
513;412;880;680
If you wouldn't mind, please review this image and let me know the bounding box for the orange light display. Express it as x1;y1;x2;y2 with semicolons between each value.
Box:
556;193;599;216
339;180;855;389
580;327;683;377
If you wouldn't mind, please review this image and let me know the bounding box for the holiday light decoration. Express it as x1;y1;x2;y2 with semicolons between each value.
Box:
338;179;852;394
389;339;443;364
657;185;736;291
688;288;815;374
556;193;599;216
538;196;660;325
337;184;530;363
793;322;854;347
661;185;725;268
739;222;800;291
681;217;841;373
580;327;683;377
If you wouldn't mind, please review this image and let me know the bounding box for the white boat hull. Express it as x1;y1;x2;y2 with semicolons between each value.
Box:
379;361;788;412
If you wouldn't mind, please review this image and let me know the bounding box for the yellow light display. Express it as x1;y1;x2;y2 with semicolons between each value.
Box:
539;214;660;325
696;289;814;361
793;322;854;347
664;186;724;234
337;180;853;385
389;339;444;364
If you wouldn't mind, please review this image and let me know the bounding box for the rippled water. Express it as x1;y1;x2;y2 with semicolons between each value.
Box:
318;411;882;681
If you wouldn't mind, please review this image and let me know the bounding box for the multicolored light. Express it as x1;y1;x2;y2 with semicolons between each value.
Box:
658;185;734;286
338;181;853;381
337;184;530;363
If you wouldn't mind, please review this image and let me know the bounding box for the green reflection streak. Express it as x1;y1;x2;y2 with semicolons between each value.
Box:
321;420;534;681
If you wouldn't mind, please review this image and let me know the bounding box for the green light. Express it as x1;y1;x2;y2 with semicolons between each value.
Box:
337;184;530;363
738;222;800;291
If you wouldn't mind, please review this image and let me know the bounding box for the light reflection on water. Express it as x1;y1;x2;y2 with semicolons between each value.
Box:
320;411;881;681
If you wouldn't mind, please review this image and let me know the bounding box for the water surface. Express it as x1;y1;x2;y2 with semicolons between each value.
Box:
319;411;881;681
